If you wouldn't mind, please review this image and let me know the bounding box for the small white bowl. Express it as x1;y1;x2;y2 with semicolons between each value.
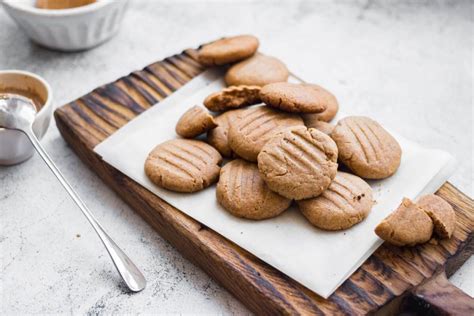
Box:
0;70;53;165
2;0;129;51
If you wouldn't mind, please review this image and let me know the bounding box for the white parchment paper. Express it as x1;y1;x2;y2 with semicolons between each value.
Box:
94;69;456;298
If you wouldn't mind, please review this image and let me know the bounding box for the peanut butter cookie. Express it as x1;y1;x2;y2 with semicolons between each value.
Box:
297;172;373;230
145;139;222;193
417;194;456;239
217;159;291;220
375;198;434;246
300;84;339;122
260;83;334;113
175;105;217;138
198;35;259;66
258;126;338;200
331;116;402;179
225;54;289;87
207;109;243;157
204;85;261;112
228;106;304;162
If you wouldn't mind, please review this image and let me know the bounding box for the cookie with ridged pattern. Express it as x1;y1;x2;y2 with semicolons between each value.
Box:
145;139;222;192
331;116;401;179
258;125;338;200
216;159;291;220
228;106;304;162
297;172;373;230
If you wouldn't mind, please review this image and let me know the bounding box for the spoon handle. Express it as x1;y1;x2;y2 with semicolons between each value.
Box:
23;127;146;292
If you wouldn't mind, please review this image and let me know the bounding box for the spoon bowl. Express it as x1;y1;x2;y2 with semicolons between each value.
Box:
0;93;37;130
0;70;53;165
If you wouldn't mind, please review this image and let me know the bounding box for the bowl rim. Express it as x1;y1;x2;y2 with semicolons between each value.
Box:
2;0;119;17
0;69;53;116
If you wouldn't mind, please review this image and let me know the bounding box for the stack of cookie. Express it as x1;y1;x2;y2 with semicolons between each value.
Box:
144;35;455;244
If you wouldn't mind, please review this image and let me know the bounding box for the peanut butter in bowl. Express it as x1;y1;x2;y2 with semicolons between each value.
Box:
3;0;129;51
0;88;43;112
36;0;96;10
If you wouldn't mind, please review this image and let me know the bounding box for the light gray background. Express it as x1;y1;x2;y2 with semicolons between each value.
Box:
1;0;472;314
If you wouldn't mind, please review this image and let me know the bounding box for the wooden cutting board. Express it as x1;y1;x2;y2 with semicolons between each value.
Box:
54;47;474;315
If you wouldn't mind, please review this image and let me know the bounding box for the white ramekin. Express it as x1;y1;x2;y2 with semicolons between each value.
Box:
0;70;53;165
2;0;129;51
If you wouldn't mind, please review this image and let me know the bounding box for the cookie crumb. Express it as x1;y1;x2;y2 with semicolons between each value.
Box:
428;238;438;245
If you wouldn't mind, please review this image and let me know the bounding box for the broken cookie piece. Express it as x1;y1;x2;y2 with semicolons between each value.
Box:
175;105;217;138
375;198;433;246
204;85;261;112
417;194;456;239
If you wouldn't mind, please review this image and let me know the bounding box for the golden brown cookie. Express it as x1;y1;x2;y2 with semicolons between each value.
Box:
197;35;259;66
145;139;222;193
228;106;304;162
297;172;373;230
301;87;339;123
257;126;338;200
417;194;456;239
331;116;402;179
260;82;333;113
303;120;334;135
375;198;434;246
225;54;289;87
207;109;243;157
216;159;291;220
175;105;217;138
203;85;261;112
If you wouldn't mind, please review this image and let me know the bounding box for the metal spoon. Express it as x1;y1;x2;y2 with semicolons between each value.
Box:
0;94;146;292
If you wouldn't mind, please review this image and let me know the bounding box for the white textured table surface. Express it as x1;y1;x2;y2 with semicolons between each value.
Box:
0;0;472;314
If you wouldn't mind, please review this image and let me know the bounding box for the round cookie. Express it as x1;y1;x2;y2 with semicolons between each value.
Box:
301;86;339;122
216;159;291;220
257;126;338;200
225;54;289;87
207;109;243;157
145;139;222;193
297;172;373;230
260;82;331;113
204;85;261;112
228;106;304;162
197;35;259;66
375;198;434;246
417;194;456;239
331;116;402;179
176;105;217;138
